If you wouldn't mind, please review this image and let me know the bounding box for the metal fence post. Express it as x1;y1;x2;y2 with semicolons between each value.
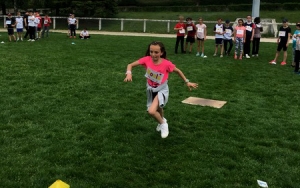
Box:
121;19;124;31
143;19;146;33
99;18;102;30
53;17;56;29
167;20;170;33
77;18;79;29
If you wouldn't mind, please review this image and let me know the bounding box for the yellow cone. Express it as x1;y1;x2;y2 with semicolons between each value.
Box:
49;179;70;188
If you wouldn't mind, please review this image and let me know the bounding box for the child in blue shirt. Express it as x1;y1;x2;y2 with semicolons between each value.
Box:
223;20;233;56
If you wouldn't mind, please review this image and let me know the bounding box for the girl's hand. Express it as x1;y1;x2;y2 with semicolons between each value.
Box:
124;74;132;82
186;82;198;91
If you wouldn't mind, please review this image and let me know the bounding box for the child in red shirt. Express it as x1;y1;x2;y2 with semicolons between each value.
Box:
174;16;186;54
124;41;198;138
185;17;197;53
42;14;51;38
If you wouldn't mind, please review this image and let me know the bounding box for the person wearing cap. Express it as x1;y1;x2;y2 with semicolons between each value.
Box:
15;12;24;41
213;18;225;57
252;17;263;57
292;22;300;67
243;15;256;59
293;22;300;73
184;17;196;54
269;19;291;65
5;13;16;42
223;20;234;56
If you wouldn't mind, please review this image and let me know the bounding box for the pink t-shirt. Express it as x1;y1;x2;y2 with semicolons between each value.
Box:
138;56;176;87
235;26;246;38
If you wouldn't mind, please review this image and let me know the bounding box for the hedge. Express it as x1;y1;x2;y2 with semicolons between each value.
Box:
118;3;300;12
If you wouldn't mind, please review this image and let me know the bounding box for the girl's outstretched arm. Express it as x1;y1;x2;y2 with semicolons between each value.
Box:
173;67;198;91
124;61;140;82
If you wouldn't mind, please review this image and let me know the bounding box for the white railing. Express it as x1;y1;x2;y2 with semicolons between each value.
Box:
1;16;295;36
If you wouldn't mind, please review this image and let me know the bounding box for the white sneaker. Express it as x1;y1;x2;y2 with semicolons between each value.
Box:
17;38;19;41
160;123;169;138
256;54;259;57
220;54;223;58
21;38;23;41
203;55;207;58
156;118;167;132
196;52;200;56
213;54;217;57
245;54;250;58
28;39;31;41
31;39;35;42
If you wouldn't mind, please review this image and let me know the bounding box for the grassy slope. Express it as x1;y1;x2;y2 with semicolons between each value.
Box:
0;33;299;187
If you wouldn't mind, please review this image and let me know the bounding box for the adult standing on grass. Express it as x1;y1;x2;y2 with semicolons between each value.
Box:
269;19;291;65
174;16;186;54
15;12;24;41
69;14;77;38
5;13;16;42
27;11;36;42
41;14;52;38
124;41;198;138
243;15;256;58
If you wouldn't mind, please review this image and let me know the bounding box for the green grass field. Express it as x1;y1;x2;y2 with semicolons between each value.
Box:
0;32;300;187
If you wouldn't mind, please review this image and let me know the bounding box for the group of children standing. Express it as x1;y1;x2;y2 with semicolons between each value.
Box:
5;11;52;42
174;15;263;60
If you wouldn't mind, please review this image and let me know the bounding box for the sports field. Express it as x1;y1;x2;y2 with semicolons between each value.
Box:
0;33;299;187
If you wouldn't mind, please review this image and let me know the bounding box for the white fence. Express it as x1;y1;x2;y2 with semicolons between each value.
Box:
0;16;296;37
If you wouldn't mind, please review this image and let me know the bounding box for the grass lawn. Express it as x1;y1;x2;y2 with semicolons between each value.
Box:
0;32;299;187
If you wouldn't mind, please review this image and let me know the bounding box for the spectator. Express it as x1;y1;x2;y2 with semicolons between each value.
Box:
252;17;263;57
213;18;224;57
223;20;234;56
269;19;291;65
243;15;256;58
174;16;186;54
42;14;52;38
23;11;29;39
69;14;77;38
195;17;207;57
27;11;36;42
5;13;16;42
79;28;91;39
15;12;24;41
184;17;196;54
